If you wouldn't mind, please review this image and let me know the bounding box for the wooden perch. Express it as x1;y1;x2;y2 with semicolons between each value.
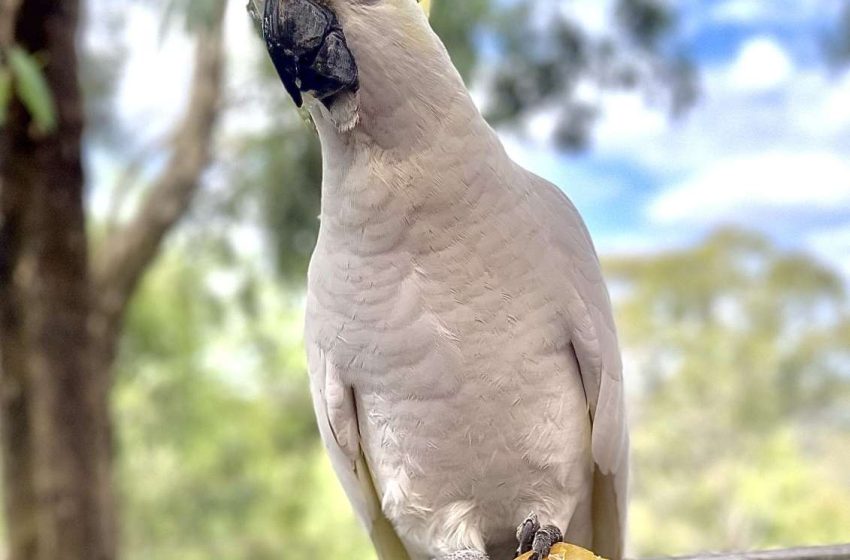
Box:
517;543;850;560
644;544;850;560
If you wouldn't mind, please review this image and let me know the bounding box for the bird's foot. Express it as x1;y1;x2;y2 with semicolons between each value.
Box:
436;550;490;560
515;512;564;560
516;512;541;557
531;525;564;560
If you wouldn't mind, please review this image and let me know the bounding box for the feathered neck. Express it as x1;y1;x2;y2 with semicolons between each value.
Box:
308;2;475;152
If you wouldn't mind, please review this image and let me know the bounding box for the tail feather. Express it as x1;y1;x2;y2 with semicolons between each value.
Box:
591;467;627;560
355;452;412;560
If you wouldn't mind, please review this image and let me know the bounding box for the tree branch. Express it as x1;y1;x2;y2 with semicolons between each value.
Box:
91;0;227;327
102;132;167;238
0;0;22;48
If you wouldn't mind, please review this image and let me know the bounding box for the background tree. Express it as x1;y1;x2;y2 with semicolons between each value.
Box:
1;0;226;557
0;0;113;557
606;231;850;555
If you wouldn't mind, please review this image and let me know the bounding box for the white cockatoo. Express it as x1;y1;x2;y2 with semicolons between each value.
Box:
257;1;628;559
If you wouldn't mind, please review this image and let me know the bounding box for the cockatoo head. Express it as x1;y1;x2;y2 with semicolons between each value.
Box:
257;0;465;140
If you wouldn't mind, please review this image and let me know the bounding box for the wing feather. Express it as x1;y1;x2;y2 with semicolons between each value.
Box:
306;341;412;560
534;174;629;559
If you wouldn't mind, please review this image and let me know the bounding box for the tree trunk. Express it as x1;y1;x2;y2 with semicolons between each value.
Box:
0;189;39;560
0;0;114;558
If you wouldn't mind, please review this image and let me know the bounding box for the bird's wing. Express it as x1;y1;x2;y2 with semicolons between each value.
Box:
533;174;629;560
306;339;412;560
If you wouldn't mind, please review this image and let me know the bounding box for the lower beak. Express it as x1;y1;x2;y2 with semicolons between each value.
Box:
263;0;359;108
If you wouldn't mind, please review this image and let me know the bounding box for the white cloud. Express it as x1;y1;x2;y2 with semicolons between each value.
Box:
807;223;850;281
709;0;766;24
576;22;850;278
708;0;845;25
588;41;850;176
793;71;850;137
118;5;194;135
719;36;794;94
648;152;850;225
110;2;266;140
592;92;670;151
562;0;616;36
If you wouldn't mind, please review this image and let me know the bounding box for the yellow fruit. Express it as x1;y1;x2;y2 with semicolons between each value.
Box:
515;543;606;560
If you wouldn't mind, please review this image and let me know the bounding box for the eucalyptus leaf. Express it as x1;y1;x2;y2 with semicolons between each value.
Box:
0;65;11;127
8;46;57;135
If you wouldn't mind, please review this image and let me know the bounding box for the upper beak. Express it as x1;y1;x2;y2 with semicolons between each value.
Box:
263;0;359;108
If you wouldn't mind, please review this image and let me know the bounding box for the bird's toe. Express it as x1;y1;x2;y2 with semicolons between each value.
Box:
516;512;541;557
530;525;563;560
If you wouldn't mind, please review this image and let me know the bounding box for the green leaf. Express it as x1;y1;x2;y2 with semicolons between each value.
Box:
0;65;11;127
8;46;57;135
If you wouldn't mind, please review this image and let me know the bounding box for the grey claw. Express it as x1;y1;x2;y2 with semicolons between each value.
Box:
531;525;563;560
516;512;540;556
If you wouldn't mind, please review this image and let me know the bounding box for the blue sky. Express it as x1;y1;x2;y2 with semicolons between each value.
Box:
93;0;850;279
502;0;850;280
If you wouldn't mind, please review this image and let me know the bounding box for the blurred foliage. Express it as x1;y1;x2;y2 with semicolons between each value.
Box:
0;65;10;125
822;0;850;66
606;230;850;554
111;229;850;559
842;2;850;60
157;0;228;31
484;0;697;149
428;0;490;80
115;243;375;559
0;46;57;134
216;124;324;283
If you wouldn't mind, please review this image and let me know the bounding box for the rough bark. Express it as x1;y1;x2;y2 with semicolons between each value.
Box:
0;0;22;46
0;5;36;559
0;1;112;558
0;172;39;560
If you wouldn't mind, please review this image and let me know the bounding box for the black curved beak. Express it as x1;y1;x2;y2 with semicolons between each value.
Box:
262;0;359;108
